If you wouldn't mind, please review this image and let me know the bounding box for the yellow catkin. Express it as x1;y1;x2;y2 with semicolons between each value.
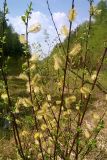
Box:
68;8;77;21
53;55;62;70
69;43;81;56
60;25;69;36
28;23;41;33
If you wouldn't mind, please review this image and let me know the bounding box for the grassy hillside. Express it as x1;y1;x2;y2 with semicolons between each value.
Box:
36;1;107;93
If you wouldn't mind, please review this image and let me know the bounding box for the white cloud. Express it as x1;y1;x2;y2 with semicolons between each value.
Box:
8;11;79;56
9;16;25;34
53;12;69;29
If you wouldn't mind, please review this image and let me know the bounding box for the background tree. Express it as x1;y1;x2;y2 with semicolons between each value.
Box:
0;11;24;58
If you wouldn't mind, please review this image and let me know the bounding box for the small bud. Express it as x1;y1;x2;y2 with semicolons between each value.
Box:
65;96;76;105
91;71;97;80
19;34;26;44
47;94;51;101
1;93;8;101
84;129;90;138
41;124;47;131
105;94;107;101
93;113;100;120
80;86;91;95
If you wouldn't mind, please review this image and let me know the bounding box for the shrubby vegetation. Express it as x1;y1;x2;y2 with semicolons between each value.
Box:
0;0;107;160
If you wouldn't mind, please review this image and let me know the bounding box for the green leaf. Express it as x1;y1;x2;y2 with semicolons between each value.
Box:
94;120;104;133
77;127;82;133
21;16;26;23
88;139;97;149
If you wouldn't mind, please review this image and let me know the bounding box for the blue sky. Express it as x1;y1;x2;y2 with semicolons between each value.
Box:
0;0;100;17
0;0;100;55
